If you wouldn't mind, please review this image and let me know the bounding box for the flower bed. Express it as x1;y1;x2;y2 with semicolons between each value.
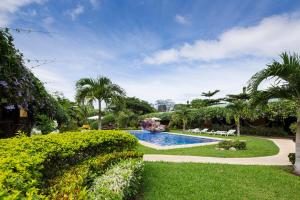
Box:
89;159;144;200
0;130;138;199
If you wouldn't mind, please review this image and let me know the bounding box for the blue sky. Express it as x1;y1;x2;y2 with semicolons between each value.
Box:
1;0;300;103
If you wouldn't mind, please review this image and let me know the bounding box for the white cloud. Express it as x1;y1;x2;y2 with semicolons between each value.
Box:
175;14;189;25
0;0;43;25
43;16;54;26
89;0;100;8
32;67;74;98
145;13;300;64
121;58;268;103
144;48;179;65
68;4;84;20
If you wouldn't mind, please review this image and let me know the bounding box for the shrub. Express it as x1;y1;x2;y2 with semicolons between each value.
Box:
289;122;297;134
89;159;144;200
47;151;143;199
240;126;288;137
102;114;116;126
288;153;295;165
218;140;247;150
0;130;138;199
35;114;57;134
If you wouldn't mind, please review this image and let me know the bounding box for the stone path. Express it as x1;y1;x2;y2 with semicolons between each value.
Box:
143;138;295;165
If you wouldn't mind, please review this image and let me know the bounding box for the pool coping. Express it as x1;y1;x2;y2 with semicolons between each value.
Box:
130;130;224;150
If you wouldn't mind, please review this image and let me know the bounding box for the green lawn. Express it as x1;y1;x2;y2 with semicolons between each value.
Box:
137;132;279;157
138;162;300;200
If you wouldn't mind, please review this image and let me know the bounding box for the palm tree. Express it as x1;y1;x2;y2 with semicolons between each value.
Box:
76;76;125;130
226;99;248;136
247;52;300;174
172;106;191;132
201;89;220;99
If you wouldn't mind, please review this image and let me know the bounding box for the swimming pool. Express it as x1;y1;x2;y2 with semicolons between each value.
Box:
129;130;221;149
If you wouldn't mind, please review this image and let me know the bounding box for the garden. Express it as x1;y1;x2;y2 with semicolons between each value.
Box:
1;27;300;199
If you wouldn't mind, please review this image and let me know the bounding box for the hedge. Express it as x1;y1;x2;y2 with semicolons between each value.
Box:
89;159;144;200
0;130;138;199
47;151;143;199
218;140;247;150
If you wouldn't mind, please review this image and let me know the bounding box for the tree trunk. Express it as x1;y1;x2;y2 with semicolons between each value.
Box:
183;121;186;132
235;116;240;136
98;100;102;130
294;106;300;174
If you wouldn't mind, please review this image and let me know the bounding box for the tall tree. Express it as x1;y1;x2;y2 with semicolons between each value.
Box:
76;76;125;129
247;52;300;174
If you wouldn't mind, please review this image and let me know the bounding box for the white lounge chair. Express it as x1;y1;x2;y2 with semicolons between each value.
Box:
213;130;225;135
215;129;236;136
225;129;236;136
200;128;208;133
191;128;201;133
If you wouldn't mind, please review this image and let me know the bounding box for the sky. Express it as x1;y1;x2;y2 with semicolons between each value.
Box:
1;0;300;104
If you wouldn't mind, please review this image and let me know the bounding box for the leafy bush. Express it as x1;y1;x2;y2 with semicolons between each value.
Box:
35;114;57;134
89;159;144;200
59;120;79;132
241;126;288;137
288;153;295;165
289;122;297;134
218;140;247;150
48;151;143;199
0;130;138;199
102;113;116;125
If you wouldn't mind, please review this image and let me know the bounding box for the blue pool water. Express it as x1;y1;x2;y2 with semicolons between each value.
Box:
129;130;219;146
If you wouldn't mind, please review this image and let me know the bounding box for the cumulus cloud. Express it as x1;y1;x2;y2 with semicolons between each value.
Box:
175;14;189;25
145;13;300;64
0;0;43;25
68;4;84;20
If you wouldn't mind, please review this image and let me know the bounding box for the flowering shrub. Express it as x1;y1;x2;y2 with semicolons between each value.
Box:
140;118;165;132
89;159;144;200
0;130;138;199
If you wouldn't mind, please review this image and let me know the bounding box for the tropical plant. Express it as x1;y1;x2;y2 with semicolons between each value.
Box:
201;89;220;99
172;107;192;131
76;76;125;129
226;100;249;136
35;114;57;134
247;52;300;174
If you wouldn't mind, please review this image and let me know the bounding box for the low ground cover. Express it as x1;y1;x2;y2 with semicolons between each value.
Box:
137;131;279;157
139;162;300;200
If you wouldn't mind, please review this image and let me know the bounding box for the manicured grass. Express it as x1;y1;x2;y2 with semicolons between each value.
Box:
139;162;300;200
137;131;279;157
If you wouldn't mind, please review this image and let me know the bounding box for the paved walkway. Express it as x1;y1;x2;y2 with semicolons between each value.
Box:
143;138;295;165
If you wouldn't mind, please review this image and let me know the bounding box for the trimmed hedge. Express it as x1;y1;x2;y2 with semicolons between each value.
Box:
89;159;144;200
0;130;138;199
240;126;288;137
47;151;143;199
